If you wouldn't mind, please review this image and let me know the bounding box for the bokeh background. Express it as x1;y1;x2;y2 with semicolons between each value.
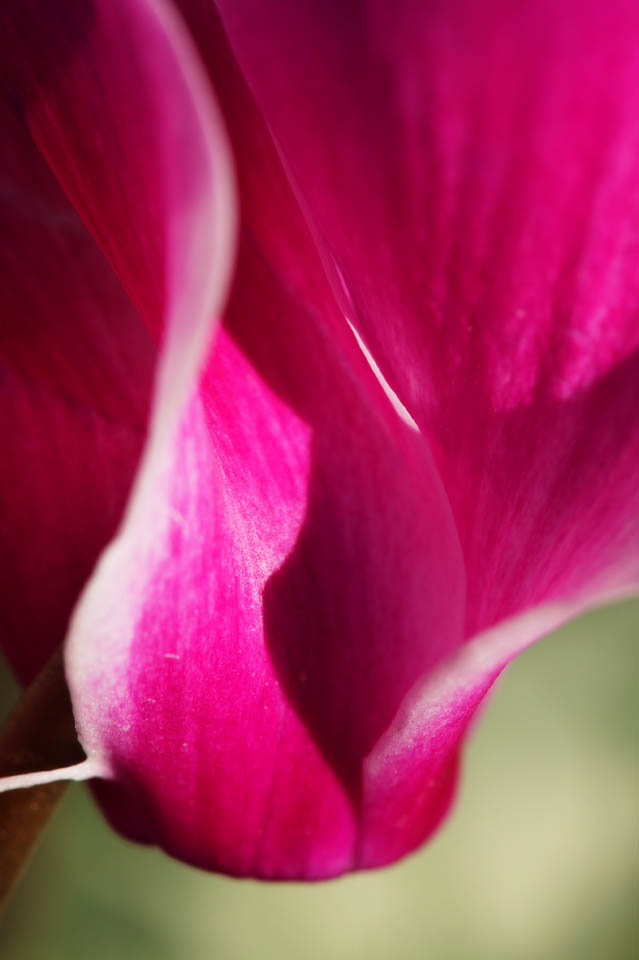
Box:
1;599;637;960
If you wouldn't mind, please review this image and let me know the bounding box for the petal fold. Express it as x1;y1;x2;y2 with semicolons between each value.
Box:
215;0;639;632
63;13;465;879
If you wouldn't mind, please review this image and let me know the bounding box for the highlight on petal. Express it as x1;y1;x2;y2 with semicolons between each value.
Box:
61;13;466;879
215;0;639;633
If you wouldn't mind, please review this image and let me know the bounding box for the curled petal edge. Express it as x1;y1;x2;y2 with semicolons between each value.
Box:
0;0;237;791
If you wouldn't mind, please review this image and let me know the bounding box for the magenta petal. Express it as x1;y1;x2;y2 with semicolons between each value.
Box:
1;0;235;349
0;0;235;683
79;338;463;879
215;0;639;633
3;0;636;882
0;94;154;683
61;20;466;879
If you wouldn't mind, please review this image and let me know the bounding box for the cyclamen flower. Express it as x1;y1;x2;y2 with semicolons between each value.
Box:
0;0;637;880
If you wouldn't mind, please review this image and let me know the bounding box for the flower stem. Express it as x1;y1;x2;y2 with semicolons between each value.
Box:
0;650;84;919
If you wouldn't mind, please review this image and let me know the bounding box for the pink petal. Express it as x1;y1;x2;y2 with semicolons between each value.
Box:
63;17;466;879
3;0;636;881
0;92;154;684
0;0;235;684
166;0;637;870
214;0;639;633
1;0;235;349
0;0;236;684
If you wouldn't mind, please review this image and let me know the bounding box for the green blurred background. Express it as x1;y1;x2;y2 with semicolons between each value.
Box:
1;600;637;960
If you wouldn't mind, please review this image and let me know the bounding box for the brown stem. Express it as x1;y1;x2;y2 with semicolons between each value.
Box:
0;650;84;919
